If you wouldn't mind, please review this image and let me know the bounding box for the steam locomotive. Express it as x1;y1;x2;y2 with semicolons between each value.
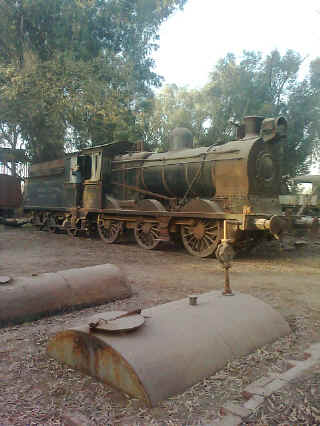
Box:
24;115;289;257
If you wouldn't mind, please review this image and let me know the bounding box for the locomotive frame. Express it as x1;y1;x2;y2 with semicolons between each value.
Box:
24;116;289;257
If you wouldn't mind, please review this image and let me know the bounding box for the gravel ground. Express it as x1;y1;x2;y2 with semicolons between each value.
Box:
1;225;320;425
241;362;320;425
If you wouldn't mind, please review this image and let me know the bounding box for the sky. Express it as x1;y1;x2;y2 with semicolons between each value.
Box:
153;0;320;89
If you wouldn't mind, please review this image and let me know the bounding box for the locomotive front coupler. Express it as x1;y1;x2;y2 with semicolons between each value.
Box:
216;220;235;296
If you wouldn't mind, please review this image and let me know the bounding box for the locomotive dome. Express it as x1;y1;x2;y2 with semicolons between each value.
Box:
169;127;193;151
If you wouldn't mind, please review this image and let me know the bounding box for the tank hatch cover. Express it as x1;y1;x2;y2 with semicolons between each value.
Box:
89;310;145;334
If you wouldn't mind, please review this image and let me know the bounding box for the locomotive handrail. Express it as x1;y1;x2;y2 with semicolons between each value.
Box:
111;156;244;173
112;148;242;164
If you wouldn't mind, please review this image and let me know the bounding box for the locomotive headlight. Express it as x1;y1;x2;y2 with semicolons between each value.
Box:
256;153;274;182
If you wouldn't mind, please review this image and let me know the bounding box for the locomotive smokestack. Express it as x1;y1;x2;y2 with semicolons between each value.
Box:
243;116;264;138
169;128;193;151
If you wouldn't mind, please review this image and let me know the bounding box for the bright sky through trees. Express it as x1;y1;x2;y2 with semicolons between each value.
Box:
153;0;319;88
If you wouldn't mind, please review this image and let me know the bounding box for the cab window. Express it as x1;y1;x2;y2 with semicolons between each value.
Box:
79;152;102;182
78;155;92;180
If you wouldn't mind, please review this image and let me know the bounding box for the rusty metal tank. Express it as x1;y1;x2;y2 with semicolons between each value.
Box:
0;264;131;327
47;291;290;406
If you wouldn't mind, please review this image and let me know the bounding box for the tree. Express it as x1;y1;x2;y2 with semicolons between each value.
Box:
308;58;320;168
147;50;320;176
140;84;209;151
202;50;319;175
0;0;187;163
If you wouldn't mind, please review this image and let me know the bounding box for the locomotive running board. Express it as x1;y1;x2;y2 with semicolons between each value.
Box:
47;291;290;406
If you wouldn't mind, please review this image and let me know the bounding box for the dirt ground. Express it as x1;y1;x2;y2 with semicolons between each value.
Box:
1;224;320;425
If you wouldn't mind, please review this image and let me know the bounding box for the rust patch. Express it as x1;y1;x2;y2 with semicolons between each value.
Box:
48;330;152;406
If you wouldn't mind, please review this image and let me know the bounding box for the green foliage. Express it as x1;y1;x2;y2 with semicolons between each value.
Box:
141;84;209;151
206;50;320;176
0;0;186;162
148;50;320;176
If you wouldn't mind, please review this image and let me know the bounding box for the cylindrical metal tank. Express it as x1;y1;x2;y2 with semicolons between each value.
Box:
0;264;131;327
47;291;290;406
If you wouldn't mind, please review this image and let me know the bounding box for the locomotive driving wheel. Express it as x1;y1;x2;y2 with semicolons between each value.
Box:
63;217;80;237
31;212;42;228
180;219;219;257
134;221;161;250
48;216;58;233
97;215;122;244
32;212;47;230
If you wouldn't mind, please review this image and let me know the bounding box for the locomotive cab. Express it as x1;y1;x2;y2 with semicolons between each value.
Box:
64;140;133;210
65;147;110;210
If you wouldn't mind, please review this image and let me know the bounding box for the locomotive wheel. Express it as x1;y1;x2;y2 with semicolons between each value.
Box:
67;227;79;237
97;216;122;244
31;213;41;228
32;213;46;230
63;217;80;237
134;221;161;250
180;219;219;258
48;216;57;233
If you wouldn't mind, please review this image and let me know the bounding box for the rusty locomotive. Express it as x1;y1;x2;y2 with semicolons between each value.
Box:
24;115;289;257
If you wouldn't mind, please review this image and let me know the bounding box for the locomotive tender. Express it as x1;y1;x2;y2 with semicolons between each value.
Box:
24;115;289;257
0;174;22;217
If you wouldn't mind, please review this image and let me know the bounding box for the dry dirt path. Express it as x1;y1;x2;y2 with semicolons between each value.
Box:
1;225;320;424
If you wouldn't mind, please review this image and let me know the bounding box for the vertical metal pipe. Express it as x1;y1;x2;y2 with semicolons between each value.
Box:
222;267;233;296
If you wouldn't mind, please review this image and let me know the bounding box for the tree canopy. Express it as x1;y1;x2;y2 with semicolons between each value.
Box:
0;0;186;164
146;50;320;176
1;3;319;179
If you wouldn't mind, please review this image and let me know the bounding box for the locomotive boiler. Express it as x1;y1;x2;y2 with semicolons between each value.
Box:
24;115;289;257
